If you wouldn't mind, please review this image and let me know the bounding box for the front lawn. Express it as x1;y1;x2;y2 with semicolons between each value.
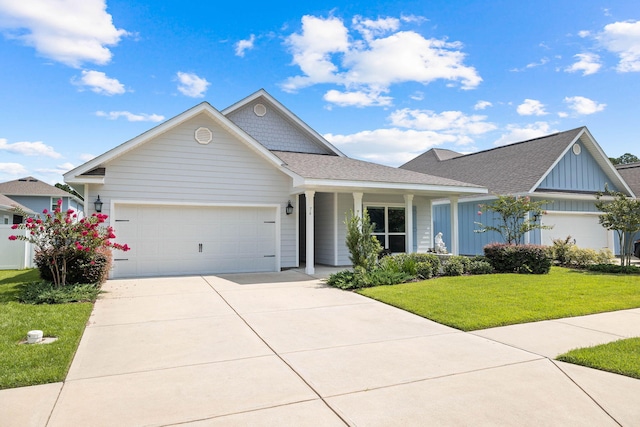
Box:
557;338;640;379
358;267;640;331
0;270;93;389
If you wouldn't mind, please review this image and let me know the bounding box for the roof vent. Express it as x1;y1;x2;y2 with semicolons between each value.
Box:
254;103;267;117
572;143;582;155
194;127;213;145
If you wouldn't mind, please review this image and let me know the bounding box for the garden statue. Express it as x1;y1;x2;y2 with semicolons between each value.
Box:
434;232;447;254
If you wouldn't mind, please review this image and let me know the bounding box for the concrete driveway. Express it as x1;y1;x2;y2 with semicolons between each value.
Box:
2;271;640;426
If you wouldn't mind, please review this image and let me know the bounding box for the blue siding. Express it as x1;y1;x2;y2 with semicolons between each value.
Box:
538;198;599;212
433;204;451;252
538;142;618;192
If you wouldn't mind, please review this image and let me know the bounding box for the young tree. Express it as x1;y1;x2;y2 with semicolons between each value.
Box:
345;209;382;271
9;199;130;287
475;195;552;245
595;188;640;266
609;153;639;165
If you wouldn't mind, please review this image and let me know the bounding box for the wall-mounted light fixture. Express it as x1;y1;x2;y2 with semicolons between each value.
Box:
285;200;294;215
94;195;103;213
532;213;540;222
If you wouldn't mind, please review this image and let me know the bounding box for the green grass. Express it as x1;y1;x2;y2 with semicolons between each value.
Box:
358;267;640;331
557;338;640;379
0;270;93;389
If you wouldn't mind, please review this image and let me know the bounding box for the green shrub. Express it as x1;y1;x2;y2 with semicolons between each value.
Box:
326;270;357;289
442;258;464;276
345;211;382;271
408;253;441;277
18;281;101;304
468;260;494;275
587;264;640;275
416;261;434;279
326;265;415;290
551;236;574;265
366;269;415;286
36;248;112;285
484;243;551;274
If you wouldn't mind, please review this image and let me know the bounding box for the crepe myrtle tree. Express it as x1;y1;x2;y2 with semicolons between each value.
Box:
474;195;552;245
8;199;130;287
595;187;640;267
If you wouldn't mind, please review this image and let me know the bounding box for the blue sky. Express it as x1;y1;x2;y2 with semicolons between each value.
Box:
1;0;639;184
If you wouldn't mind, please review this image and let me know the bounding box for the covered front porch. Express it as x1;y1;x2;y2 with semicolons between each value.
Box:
295;190;472;275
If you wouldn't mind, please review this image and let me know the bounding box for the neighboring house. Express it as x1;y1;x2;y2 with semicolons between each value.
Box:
615;161;640;255
0;177;84;218
0;194;36;269
64;89;486;278
401;127;636;255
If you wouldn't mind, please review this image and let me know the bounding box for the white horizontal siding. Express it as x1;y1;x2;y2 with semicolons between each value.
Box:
90;113;297;268
414;196;432;253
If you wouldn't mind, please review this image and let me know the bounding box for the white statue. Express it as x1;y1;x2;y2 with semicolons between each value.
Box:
434;232;447;254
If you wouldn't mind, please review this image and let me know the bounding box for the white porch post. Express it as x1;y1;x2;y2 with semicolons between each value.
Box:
305;190;315;275
353;192;363;219
450;196;459;255
404;194;414;253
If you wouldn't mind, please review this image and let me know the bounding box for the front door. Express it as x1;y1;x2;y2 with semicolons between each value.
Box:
367;206;406;253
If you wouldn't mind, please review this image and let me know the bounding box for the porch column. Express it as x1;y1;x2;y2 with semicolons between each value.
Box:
305;190;315;275
353;192;363;219
404;194;414;253
450;196;459;255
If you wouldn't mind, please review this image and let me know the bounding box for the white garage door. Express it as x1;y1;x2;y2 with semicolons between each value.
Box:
111;204;277;278
541;213;611;250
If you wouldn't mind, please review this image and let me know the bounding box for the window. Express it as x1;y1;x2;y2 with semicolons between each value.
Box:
3;216;8;224
366;206;406;253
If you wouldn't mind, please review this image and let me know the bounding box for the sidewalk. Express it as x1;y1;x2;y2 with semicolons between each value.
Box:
1;271;639;426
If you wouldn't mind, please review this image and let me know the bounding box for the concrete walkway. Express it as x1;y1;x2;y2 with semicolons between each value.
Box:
2;271;640;426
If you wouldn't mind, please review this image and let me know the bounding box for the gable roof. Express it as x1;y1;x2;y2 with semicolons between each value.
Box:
274;151;486;196
64;101;294;184
401;127;633;196
616;162;640;197
222;89;345;157
0;176;74;198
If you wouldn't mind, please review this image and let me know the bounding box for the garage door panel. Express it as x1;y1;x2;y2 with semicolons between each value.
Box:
541;214;610;250
112;205;277;278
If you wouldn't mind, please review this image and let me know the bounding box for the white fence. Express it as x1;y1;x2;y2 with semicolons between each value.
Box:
0;225;34;270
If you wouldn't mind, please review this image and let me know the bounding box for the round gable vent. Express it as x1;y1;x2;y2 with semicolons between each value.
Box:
195;127;213;145
572;143;582;155
254;103;267;117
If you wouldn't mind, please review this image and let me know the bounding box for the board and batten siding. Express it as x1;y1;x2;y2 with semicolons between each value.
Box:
88;113;298;268
538;141;619;192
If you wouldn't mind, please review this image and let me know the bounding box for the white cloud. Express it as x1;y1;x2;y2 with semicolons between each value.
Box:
282;15;481;105
557;111;569;118
95;110;164;122
0;162;28;175
323;89;392;107
389;108;496;137
235;34;255;57
596;20;640;72
565;53;602;75
493;122;556;146
176;71;210;98
516;99;548;116
325;128;459;166
0;0;128;67
72;70;125;95
564;96;606;115
474;100;492;110
510;57;549;72
79;153;96;161
0;138;62;158
36;162;75;175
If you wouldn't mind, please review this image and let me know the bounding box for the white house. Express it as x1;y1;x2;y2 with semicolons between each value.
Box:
64;89;486;278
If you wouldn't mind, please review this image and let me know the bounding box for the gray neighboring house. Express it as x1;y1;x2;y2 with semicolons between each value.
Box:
0;177;83;270
615;161;640;254
401;127;635;255
0;177;84;220
64;89;487;278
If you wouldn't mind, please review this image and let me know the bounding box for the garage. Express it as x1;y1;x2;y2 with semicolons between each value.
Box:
111;204;278;278
540;212;612;250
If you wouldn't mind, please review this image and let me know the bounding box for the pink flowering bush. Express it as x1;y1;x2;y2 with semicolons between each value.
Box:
8;199;130;287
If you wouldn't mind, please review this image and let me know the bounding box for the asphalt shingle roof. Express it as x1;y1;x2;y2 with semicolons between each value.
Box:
616;162;640;197
0;194;34;213
0;177;72;197
400;128;585;194
273;151;483;188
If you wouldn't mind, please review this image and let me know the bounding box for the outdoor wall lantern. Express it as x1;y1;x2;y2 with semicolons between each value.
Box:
285;200;294;215
94;195;103;213
532;213;540;222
